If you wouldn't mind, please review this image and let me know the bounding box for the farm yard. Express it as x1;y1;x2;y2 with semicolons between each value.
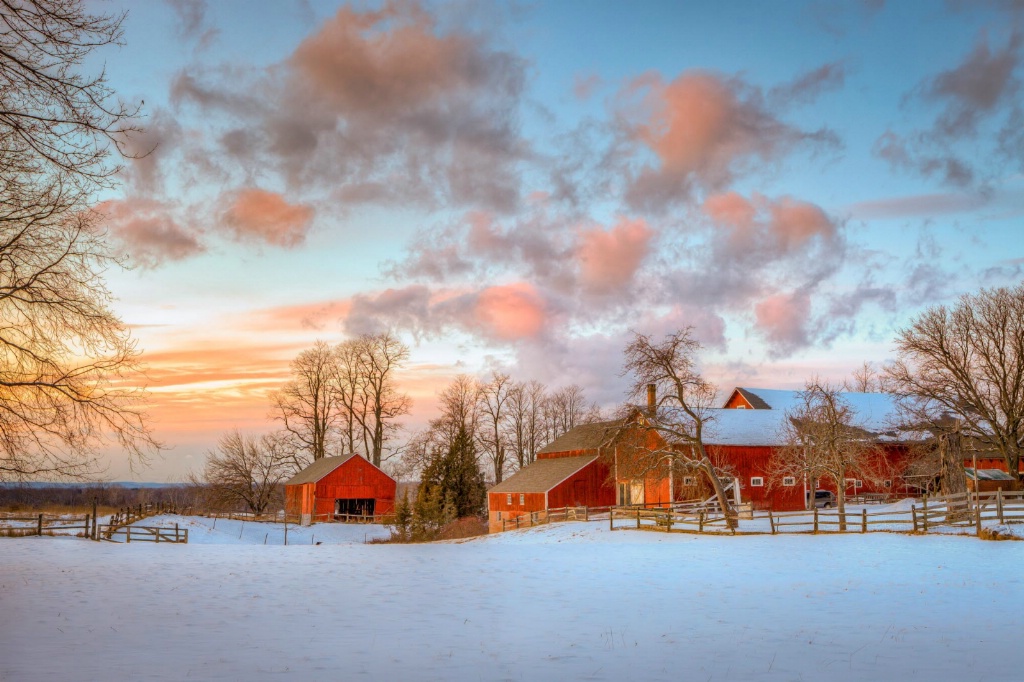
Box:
2;514;1023;682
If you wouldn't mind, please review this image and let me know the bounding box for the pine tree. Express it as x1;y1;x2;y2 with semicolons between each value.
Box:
388;490;413;542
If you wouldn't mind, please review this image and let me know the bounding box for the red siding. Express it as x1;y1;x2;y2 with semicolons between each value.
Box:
285;455;396;518
314;456;396;515
546;459;615;508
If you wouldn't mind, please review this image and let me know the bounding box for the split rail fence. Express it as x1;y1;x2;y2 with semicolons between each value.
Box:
497;490;1024;537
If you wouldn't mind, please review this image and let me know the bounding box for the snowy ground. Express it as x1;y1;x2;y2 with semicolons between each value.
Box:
2;519;1023;681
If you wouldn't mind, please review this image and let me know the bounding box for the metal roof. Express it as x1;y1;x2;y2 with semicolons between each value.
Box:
488;455;600;494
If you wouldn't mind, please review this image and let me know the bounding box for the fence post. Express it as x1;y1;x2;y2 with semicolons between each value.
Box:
84;514;90;538
813;508;819;534
922;497;929;533
584;506;589;522
975;492;982;536
636;508;640;529
37;513;43;537
997;489;1004;523
768;511;775;535
126;526;131;543
92;499;98;540
861;508;867;533
609;509;613;531
175;523;180;543
699;511;705;533
911;505;918;533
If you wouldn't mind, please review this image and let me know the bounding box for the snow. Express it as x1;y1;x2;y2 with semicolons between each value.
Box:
2;518;1023;681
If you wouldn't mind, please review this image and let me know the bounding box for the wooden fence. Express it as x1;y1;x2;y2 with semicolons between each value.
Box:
100;523;188;544
608;489;1024;536
492;490;1024;537
0;513;92;538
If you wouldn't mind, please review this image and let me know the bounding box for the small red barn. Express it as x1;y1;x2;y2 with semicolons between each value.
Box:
486;421;619;532
285;454;396;525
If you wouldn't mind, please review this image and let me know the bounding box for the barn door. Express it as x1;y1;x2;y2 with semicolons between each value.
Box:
573;480;585;505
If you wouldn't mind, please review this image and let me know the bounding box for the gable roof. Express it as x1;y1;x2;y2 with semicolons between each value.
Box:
729;387;772;410
537;419;623;455
284;454;359;486
488;455;600;494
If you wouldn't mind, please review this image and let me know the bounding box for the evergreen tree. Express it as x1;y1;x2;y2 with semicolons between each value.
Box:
388;490;413;542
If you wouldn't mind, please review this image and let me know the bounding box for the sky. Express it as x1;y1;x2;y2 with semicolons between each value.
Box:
86;0;1024;481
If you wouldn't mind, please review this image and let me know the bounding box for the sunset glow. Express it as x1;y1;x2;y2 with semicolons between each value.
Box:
91;0;1024;480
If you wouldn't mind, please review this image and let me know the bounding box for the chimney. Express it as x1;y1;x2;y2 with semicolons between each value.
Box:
646;383;656;415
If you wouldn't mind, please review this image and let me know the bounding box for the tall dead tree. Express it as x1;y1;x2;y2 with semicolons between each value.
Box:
620;329;736;529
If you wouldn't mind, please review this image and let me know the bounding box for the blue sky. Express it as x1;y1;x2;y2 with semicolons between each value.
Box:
86;0;1023;480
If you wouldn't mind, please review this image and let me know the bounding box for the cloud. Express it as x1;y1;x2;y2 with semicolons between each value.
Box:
576;218;655;294
924;31;1020;137
171;1;528;212
617;70;838;210
878;31;1023;187
343;282;549;343
473;283;548;341
703;191;837;261
754;291;812;356
768;61;847;108
219;189;315;248
98;198;205;269
846;191;989;219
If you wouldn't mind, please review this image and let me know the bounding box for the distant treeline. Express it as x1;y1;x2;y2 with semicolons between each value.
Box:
0;483;197;511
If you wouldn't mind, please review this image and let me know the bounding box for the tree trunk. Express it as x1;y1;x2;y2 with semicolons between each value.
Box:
939;433;967;496
699;458;735;530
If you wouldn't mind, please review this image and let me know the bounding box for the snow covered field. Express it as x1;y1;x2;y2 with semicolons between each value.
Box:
2;520;1023;682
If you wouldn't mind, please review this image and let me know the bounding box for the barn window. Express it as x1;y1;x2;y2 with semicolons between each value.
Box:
855;480;863;488
506;494;512;505
683;476;695;486
519;493;525;505
750;477;764;487
845;478;857;488
782;476;796;487
883;480;892;488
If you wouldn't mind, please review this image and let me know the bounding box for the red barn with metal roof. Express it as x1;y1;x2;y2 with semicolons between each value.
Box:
284;454;396;525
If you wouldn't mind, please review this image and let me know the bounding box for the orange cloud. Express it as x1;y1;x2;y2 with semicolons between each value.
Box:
473;283;547;341
220;188;314;247
577;218;654;294
98;197;204;268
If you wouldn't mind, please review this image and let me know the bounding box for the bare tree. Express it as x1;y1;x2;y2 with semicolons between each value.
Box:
619;329;736;529
271;341;340;464
0;1;155;480
769;381;880;526
201;430;290;515
1;0;139;199
350;332;410;467
844;361;884;393
886;284;1024;478
476;370;511;483
505;379;545;469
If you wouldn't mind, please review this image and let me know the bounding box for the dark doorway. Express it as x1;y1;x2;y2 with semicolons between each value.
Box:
336;498;376;517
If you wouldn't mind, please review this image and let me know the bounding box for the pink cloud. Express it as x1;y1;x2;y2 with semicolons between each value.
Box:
98;198;204;268
220;188;314;247
703;191;836;256
473;283;547;341
754;291;811;356
620;71;833;209
576;218;654;294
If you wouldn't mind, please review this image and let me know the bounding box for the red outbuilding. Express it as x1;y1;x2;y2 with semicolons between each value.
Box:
284;454;396;525
486;421;618;532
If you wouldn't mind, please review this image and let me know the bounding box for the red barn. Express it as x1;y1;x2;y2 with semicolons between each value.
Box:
486;421;618;532
285;454;396;525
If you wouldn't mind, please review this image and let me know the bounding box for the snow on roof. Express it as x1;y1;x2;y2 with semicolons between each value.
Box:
702;409;789;446
733;388;901;432
965;468;1016;481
